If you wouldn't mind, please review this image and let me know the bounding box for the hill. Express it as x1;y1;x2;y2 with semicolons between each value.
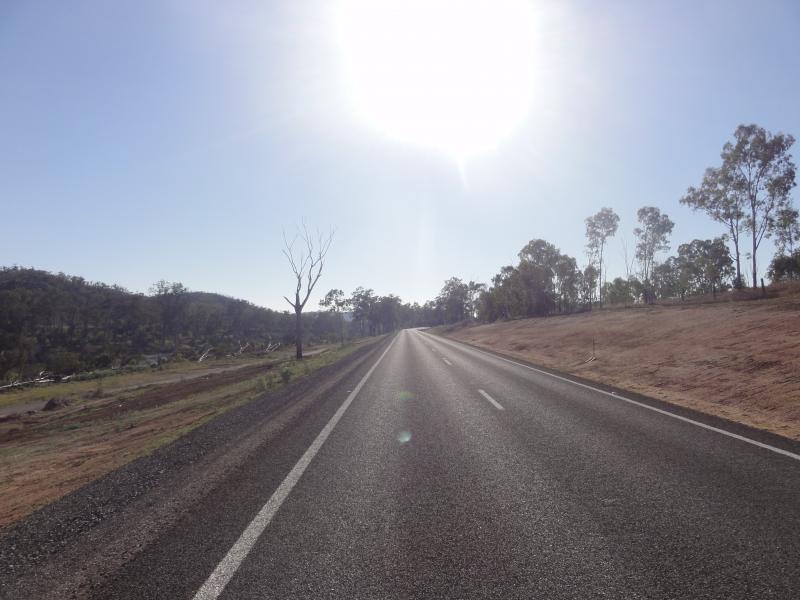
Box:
442;284;800;441
0;267;298;384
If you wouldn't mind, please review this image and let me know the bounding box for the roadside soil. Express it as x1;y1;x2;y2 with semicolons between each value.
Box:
442;285;800;441
0;343;351;528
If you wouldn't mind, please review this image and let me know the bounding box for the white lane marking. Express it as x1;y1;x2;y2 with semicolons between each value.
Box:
442;357;453;366
192;336;398;600
478;389;504;411
420;331;800;463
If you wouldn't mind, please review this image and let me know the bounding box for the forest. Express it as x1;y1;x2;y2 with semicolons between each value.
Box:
0;268;441;384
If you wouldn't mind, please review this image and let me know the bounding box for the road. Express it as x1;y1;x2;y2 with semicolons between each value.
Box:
79;330;800;598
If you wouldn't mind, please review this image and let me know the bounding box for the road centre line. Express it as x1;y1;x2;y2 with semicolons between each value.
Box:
478;389;504;411
192;336;397;600
421;331;800;463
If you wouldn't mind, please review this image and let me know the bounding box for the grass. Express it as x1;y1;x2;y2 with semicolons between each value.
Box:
0;351;299;411
0;341;368;529
441;285;800;441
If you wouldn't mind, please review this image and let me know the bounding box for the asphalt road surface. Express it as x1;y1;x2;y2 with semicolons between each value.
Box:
46;330;800;598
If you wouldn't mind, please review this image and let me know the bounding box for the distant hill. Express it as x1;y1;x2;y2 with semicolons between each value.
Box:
0;267;300;382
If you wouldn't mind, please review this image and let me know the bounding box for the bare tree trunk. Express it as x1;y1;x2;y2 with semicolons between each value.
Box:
598;243;604;305
751;218;758;289
295;303;303;359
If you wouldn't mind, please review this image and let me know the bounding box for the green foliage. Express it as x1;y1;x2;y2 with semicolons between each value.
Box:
0;267;298;382
634;206;675;292
681;124;796;288
769;251;800;281
604;277;636;305
280;366;292;383
470;239;590;323
585;207;620;303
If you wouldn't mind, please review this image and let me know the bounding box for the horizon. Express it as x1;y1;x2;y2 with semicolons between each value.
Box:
2;0;799;310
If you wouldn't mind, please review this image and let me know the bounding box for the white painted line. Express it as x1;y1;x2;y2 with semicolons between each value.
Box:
442;357;453;366
478;389;505;411
192;336;398;600
421;332;800;463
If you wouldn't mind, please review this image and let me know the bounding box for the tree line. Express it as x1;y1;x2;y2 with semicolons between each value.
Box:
0;268;347;383
431;124;797;325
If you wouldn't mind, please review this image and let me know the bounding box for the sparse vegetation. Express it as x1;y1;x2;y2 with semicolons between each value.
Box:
0;340;368;528
442;282;800;441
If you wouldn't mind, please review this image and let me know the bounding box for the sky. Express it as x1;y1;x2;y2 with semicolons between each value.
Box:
1;0;799;310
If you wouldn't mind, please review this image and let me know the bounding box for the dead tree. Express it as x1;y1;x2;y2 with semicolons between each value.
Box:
283;222;334;359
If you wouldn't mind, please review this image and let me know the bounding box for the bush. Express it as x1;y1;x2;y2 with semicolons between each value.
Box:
280;367;291;383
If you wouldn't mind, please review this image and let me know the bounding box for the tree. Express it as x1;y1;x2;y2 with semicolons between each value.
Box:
681;167;746;288
585;207;620;304
769;251;800;281
727;125;796;287
349;287;376;335
465;281;486;320
437;277;469;323
685;125;796;289
149;280;188;361
373;295;403;333
677;238;733;297
774;204;800;256
319;288;348;345
580;265;599;305
604;277;635;305
633;206;674;300
282;223;334;359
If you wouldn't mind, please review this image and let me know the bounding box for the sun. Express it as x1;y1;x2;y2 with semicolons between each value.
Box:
336;0;537;162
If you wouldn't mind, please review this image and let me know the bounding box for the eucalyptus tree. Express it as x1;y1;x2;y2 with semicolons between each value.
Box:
585;207;620;304
633;206;674;301
682;124;796;288
349;287;376;335
319;288;348;345
681;167;746;288
774;204;800;256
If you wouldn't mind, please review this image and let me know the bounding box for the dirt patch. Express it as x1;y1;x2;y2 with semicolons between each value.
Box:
444;289;800;441
96;363;275;417
0;342;360;528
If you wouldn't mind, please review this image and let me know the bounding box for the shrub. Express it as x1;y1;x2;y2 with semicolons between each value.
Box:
280;367;291;383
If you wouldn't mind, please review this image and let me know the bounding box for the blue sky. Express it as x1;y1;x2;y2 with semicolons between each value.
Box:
1;0;798;309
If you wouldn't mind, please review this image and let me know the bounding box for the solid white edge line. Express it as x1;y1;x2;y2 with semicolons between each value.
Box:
192;335;398;600
478;389;505;411
420;331;800;463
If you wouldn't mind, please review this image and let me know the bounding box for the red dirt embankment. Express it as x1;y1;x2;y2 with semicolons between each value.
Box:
444;287;800;441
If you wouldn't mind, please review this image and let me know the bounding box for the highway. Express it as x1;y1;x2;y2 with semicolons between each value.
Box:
67;330;800;598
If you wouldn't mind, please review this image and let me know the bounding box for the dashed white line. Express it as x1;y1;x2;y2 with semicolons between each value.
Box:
442;357;452;366
192;336;397;600
478;389;505;411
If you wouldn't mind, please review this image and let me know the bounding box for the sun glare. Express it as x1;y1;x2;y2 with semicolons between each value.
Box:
337;0;537;162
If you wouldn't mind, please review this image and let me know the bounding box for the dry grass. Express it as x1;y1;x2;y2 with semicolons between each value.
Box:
444;285;800;441
0;343;364;528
